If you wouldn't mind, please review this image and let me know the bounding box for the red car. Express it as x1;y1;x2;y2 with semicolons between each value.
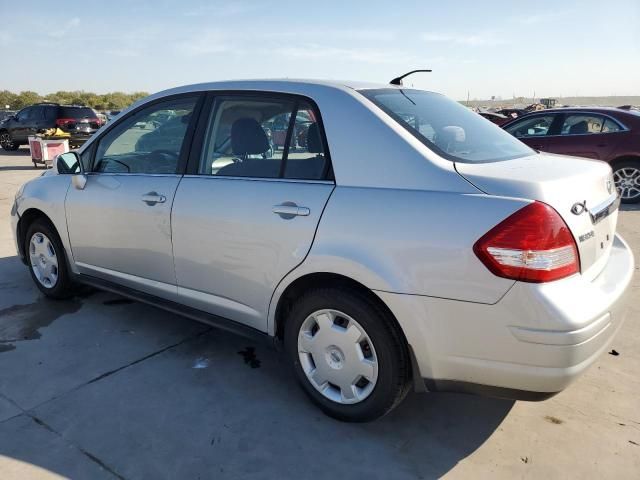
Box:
478;111;510;126
503;107;640;203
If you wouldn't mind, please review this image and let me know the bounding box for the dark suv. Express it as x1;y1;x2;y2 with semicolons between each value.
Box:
0;103;101;151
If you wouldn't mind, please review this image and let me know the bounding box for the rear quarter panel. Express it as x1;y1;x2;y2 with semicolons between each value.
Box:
268;187;533;334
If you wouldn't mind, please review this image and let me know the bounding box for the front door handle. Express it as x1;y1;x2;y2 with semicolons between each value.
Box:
273;202;310;219
141;192;166;205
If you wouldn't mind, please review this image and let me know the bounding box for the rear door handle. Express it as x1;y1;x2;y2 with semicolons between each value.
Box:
273;203;310;218
141;192;166;205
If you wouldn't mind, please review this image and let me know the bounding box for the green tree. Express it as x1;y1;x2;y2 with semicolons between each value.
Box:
14;91;42;109
1;90;149;111
0;90;18;109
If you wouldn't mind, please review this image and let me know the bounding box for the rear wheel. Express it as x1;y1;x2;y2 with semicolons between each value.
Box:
25;219;75;299
284;287;411;422
612;160;640;204
0;131;19;151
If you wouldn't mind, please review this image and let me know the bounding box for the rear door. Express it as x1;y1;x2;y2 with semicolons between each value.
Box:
545;112;625;160
66;94;202;298
172;93;334;331
503;113;558;152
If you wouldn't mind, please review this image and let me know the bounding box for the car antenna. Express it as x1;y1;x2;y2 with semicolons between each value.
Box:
389;69;432;86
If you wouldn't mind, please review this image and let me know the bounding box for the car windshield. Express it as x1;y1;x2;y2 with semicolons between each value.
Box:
359;88;534;163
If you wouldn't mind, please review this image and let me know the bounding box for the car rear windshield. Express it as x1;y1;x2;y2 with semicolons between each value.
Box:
359;88;533;163
59;107;97;119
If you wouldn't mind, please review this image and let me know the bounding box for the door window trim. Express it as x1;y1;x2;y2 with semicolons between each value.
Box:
87;92;206;175
508;111;628;138
185;90;334;183
505;113;561;138
552;112;628;137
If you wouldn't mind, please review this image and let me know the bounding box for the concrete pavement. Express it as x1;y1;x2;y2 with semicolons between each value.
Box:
0;148;638;479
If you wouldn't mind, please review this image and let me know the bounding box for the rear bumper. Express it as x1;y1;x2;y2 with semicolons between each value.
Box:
68;133;94;145
377;233;634;398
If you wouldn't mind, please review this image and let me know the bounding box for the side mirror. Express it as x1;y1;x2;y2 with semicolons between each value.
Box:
55;152;87;189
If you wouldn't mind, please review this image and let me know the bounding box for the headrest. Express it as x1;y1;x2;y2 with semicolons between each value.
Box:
231;118;269;155
569;121;588;134
306;123;323;153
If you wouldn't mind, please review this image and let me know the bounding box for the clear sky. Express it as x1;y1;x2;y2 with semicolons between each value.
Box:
1;0;638;100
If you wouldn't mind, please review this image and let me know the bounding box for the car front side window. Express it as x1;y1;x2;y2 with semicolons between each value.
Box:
16;108;31;122
505;115;555;138
93;97;198;174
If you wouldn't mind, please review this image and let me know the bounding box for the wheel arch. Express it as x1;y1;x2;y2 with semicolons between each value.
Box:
271;270;426;392
16;208;56;264
272;271;406;345
610;155;640;168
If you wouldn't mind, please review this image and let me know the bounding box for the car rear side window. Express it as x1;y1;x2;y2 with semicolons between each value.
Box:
29;106;45;121
44;106;58;121
602;118;623;132
360;88;533;163
93;97;198;174
199;96;329;180
560;114;607;135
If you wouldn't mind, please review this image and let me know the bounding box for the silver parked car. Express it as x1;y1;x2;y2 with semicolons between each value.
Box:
11;80;634;422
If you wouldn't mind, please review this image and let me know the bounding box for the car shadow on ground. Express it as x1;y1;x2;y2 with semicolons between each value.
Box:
0;147;31;156
0;260;514;478
0;147;40;171
0;165;42;171
620;203;640;212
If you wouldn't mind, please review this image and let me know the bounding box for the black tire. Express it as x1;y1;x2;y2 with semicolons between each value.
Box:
24;219;75;299
0;131;19;151
612;159;640;204
284;287;411;422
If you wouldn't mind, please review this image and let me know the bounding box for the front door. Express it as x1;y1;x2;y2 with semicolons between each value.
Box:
65;95;201;298
504;113;559;152
12;107;35;142
172;94;334;331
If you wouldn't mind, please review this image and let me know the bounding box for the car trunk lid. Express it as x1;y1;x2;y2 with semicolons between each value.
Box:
456;152;619;280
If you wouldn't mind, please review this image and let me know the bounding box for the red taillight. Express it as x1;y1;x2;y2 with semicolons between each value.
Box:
55;118;75;127
473;201;579;283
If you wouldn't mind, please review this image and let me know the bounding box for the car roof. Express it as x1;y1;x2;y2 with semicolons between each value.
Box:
538;106;635;115
144;79;418;105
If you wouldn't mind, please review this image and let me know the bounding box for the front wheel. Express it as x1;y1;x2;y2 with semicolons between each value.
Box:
25;219;75;299
613;160;640;204
284;287;411;422
0;131;19;151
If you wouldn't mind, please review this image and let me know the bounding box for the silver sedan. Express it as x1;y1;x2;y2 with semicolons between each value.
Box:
11;80;634;422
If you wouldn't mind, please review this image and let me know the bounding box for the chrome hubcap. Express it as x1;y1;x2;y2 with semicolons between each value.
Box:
29;233;58;288
298;309;378;404
613;167;640;200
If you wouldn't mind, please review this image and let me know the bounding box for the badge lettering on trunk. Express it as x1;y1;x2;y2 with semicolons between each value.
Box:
571;201;587;215
579;231;595;242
